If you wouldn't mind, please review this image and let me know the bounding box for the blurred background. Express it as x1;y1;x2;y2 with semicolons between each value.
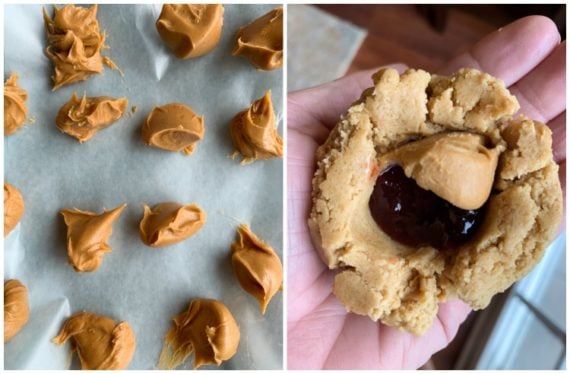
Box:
288;4;566;370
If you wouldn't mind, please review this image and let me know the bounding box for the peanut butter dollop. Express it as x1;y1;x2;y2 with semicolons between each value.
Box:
230;90;283;164
231;224;283;314
4;279;29;343
233;7;283;70
156;4;224;59
380;132;502;210
139;202;206;247
52;312;136;370
141;103;205;155
56;93;128;143
4;74;28;136
4;183;25;237
43;5;107;90
158;299;240;369
60;204;126;272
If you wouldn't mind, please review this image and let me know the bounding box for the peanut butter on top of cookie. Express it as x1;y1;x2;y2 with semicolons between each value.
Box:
4;74;28;136
380;132;503;210
158;299;240;369
52;312;136;370
156;4;224;59
232;7;283;70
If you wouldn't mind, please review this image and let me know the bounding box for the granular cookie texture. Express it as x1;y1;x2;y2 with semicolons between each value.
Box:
309;68;563;335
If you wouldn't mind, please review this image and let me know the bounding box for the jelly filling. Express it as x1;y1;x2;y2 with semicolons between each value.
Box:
369;165;486;250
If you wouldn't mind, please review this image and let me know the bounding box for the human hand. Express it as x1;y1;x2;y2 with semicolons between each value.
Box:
287;15;565;369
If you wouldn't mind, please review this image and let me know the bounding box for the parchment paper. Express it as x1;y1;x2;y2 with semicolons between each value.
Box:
4;4;283;370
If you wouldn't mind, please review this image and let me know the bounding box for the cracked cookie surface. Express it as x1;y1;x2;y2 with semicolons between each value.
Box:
308;68;563;335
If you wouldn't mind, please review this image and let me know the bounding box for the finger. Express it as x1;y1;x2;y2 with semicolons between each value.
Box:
549;111;566;164
288;63;408;129
440;16;561;86
509;42;566;124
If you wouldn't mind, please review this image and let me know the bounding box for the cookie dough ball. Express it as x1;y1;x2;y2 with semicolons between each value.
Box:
4;183;25;237
139;202;206;247
156;4;224;59
52;312;135;370
43;5;105;90
4;74;28;136
230;90;283;164
231;224;282;314
309;68;562;335
232;7;283;70
4;279;29;343
141;103;205;155
60;204;126;272
56;93;128;143
158;299;240;369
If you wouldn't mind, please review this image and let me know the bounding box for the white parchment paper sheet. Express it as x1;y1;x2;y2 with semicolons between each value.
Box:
5;4;283;370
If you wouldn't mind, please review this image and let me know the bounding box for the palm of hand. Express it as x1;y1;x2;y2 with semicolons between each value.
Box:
287;16;565;369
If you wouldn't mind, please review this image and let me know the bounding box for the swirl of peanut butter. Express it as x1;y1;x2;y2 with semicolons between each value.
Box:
60;204;126;272
56;93;128;143
4;74;28;136
233;7;283;70
4;183;25;237
141;103;205;155
231;224;282;314
379;132;502;210
43;5;107;90
52;312;136;370
139;202;206;247
158;299;240;369
156;4;224;59
4;279;29;343
230;90;283;164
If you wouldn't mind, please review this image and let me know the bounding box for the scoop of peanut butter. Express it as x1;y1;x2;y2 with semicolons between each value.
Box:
56;93;128;143
141;103;205;155
52;312;135;370
60;204;126;272
4;279;29;343
233;7;283;70
230;90;283;164
231;224;282;314
139;202;206;247
380;132;502;210
4;183;25;237
156;4;224;59
158;299;240;369
4;74;28;136
43;5;106;90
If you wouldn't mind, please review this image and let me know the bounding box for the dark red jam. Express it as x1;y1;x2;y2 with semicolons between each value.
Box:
369;165;485;250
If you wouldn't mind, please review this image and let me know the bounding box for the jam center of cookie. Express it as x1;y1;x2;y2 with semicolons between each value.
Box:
369;165;485;250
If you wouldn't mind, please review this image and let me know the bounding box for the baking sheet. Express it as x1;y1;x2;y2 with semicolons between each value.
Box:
4;4;283;370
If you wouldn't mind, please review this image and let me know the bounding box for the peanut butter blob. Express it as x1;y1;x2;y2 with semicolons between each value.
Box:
230;90;283;164
231;224;283;314
379;132;502;210
56;93;128;143
141;103;205;155
156;4;224;59
4;279;29;343
60;204;126;272
158;299;240;369
53;312;136;370
43;5;107;90
233;7;283;70
4;74;28;136
4;183;25;237
139;202;206;247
